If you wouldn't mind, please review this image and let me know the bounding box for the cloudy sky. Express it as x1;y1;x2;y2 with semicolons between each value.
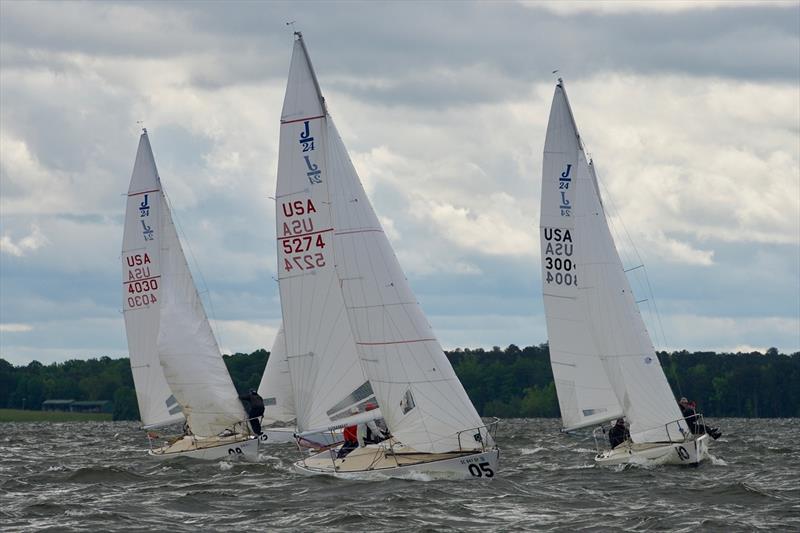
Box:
1;0;798;365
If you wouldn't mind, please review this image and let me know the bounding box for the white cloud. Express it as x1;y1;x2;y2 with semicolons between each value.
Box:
524;0;791;15
0;1;797;363
213;319;280;356
659;314;800;352
0;224;48;257
0;323;34;333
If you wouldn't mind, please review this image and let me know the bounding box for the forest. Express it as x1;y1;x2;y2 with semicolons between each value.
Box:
1;345;798;421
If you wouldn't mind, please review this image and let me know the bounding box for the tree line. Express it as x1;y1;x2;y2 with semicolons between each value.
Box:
1;346;797;421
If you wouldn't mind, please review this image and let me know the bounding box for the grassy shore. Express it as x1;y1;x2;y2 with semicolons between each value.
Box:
0;408;112;422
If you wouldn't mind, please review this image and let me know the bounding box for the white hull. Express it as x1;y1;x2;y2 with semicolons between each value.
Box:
294;440;500;480
148;434;258;461
258;427;297;445
595;434;709;466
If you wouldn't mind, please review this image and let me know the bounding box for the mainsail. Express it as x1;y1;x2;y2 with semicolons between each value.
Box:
277;33;486;454
541;81;684;443
122;132;184;429
276;35;378;434
123;130;247;438
257;325;296;425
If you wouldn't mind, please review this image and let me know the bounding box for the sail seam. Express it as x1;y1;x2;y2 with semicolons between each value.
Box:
356;338;436;346
128;188;160;197
123;275;161;284
281;114;325;125
335;228;383;236
277;227;333;240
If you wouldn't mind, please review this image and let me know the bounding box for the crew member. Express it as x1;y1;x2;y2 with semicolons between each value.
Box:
239;389;265;436
608;418;630;449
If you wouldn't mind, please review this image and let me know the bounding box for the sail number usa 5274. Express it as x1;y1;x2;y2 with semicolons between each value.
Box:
279;199;330;273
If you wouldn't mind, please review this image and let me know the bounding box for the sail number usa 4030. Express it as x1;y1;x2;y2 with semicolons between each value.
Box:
123;252;159;309
542;227;576;287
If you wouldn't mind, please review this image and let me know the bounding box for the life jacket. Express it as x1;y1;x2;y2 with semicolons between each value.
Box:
343;425;357;443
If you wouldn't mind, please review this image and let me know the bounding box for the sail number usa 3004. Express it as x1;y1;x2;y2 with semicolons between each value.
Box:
542;228;576;287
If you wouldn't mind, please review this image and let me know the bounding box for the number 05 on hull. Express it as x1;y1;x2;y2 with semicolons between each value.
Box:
295;441;500;480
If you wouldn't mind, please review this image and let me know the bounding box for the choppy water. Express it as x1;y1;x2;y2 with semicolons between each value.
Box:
1;418;798;532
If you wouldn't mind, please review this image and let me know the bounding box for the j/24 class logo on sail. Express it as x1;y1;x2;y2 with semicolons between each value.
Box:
299;121;322;184
558;163;572;217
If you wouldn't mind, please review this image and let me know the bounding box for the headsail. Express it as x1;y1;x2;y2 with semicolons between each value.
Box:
541;81;684;443
122;132;184;429
278;34;486;454
156;180;248;438
257;324;296;425
276;35;377;434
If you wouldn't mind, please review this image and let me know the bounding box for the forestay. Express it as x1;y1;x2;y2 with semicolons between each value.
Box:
543;82;684;443
122;132;184;429
279;33;487;454
152;148;247;438
276;35;377;434
540;85;623;432
257;325;296;425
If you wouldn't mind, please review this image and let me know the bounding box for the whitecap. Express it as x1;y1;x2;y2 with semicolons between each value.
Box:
708;454;728;466
520;447;545;455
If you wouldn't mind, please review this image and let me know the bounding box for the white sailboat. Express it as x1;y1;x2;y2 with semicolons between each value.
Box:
254;324;344;447
122;130;258;461
254;324;299;444
276;33;499;479
540;80;708;466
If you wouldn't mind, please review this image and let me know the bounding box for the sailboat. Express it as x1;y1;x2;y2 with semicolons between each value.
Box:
122;130;258;461
539;80;709;466
276;33;499;479
254;325;298;444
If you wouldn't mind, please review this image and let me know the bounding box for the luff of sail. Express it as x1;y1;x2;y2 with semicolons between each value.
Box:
276;35;377;434
543;81;685;443
541;85;623;432
257;324;296;425
122;132;184;429
280;33;487;454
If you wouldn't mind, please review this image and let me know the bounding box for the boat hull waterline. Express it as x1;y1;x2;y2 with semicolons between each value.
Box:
148;434;259;461
294;443;500;480
595;434;709;466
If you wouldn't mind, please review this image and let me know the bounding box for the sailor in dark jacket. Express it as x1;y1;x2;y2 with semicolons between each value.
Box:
608;418;630;449
239;389;265;436
678;397;722;439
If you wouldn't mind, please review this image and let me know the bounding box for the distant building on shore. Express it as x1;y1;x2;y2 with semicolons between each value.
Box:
41;399;111;413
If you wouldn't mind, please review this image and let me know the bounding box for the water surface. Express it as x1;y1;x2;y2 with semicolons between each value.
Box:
1;418;797;531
